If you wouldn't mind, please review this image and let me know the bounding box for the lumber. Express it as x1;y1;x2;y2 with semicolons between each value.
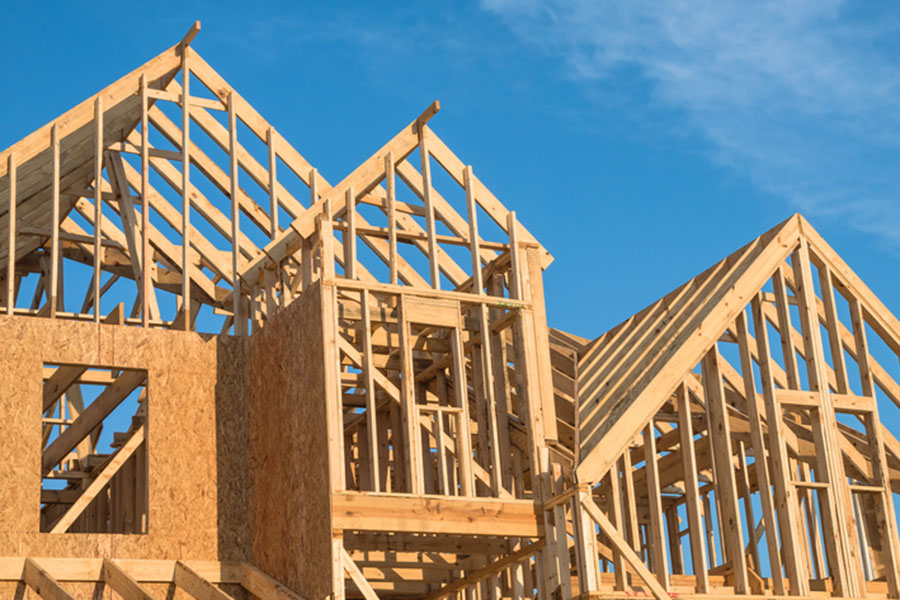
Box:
331;492;541;537
581;495;668;600
102;559;154;600
343;548;380;600
23;559;75;600
174;561;234;600
239;563;305;600
42;369;146;473
422;540;544;600
50;426;145;533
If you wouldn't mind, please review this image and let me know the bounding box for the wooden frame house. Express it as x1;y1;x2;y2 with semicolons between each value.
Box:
1;23;900;600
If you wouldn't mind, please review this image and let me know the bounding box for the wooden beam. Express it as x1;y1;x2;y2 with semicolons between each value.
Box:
361;288;379;492
239;563;304;600
424;126;551;268
0;558;240;584
386;153;397;285
575;485;602;593
23;558;75;600
418;126;440;288
576;218;801;484
331;492;540;537
735;310;785;595
228;92;243;336
102;559;154;600
174;561;233;600
643;420;670;589
49;123;60;317
398;296;424;494
92;98;103;322
676;382;709;593
180;46;192;329
450;318;476;496
6;152;15;315
140;75;151;327
464;165;482;293
50;426;145;533
106;151;161;321
701;348;748;593
581;495;667;600
752;293;809;594
237;101;440;285
342;548;379;600
267;126;278;237
42;369;146;473
179;21;201;48
345;187;357;279
43;366;88;413
793;240;862;596
422;540;544;600
849;296;900;597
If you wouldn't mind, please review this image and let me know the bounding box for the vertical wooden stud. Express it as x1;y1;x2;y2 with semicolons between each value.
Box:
49;123;60;318
849;296;900;597
464;165;482;293
752;293;809;595
793;240;862;596
180;46;192;329
228;92;243;335
320;199;335;280
93;98;103;322
6;152;15;315
819;264;849;393
736;441;760;572
643;420;670;590
450;316;476;496
361;289;379;492
267;126;278;238
418;127;440;289
702;348;748;593
608;464;628;591
735;310;786;594
345;187;356;279
304;168;317;286
385;152;398;286
139;75;151;327
398;297;424;494
677;382;710;593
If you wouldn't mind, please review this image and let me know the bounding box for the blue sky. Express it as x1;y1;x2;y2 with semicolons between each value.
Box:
4;1;900;339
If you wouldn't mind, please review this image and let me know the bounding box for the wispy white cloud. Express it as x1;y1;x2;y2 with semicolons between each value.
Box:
481;0;900;245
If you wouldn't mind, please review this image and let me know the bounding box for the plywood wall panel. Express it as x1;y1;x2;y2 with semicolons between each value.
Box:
246;282;333;599
215;336;251;561
0;344;41;534
0;315;246;562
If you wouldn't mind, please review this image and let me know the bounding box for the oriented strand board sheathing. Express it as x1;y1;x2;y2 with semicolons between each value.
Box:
213;336;251;561
0;315;243;561
246;281;333;599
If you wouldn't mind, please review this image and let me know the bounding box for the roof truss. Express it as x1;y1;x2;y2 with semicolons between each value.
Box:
570;214;900;597
0;26;550;334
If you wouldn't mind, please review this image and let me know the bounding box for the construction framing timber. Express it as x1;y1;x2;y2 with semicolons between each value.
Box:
1;22;900;600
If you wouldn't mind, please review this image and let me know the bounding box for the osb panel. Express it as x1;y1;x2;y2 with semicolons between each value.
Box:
246;282;333;599
0;582;28;598
214;336;250;561
0;315;245;561
0;335;41;533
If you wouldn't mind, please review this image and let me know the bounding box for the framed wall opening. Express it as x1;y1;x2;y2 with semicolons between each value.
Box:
40;364;148;534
